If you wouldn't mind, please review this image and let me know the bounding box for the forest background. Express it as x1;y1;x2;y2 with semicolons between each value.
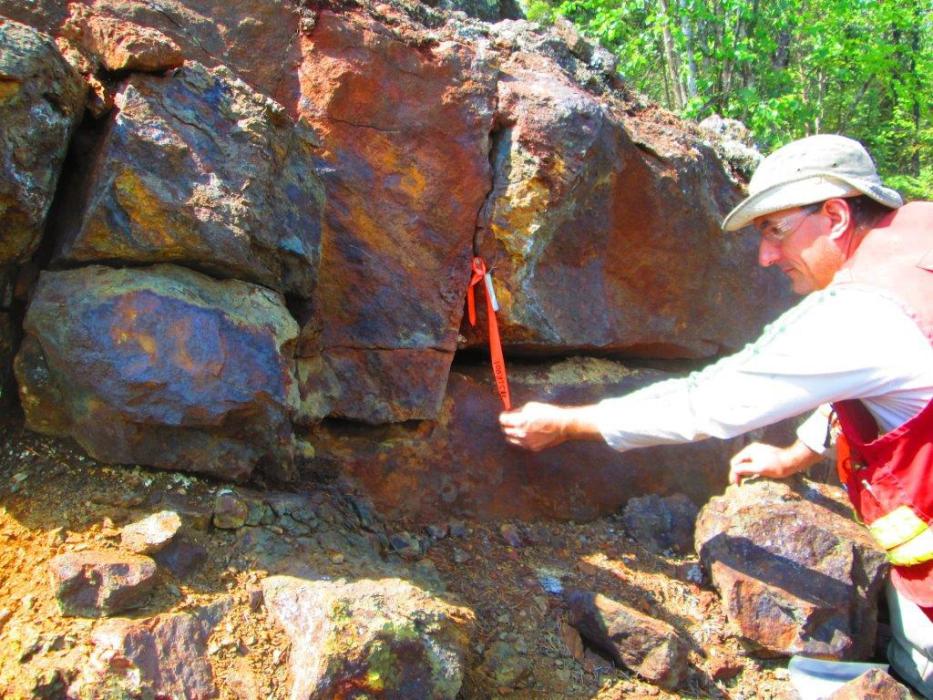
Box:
525;0;932;199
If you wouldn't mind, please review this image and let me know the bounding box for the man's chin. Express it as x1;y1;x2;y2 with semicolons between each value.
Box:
785;271;815;295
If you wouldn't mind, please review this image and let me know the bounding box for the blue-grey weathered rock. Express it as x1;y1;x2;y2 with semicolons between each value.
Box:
262;575;474;699
0;19;86;264
54;61;323;298
695;478;889;659
622;493;699;554
15;264;300;482
49;550;157;617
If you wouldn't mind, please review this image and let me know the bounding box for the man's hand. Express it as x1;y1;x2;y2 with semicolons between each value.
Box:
499;402;571;451
500;402;605;451
728;440;822;485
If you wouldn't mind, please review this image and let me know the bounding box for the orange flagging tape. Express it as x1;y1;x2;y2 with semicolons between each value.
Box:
467;256;512;410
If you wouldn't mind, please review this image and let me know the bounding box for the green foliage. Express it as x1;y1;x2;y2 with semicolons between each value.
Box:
523;0;932;195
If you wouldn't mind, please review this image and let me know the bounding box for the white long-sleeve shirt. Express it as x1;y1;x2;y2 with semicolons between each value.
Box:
596;284;933;453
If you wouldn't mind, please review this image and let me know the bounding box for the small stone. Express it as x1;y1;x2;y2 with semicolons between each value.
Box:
425;523;449;540
707;649;743;681
500;523;523;547
480;640;532;689
47;528;65;547
452;547;471;564
329;552;345;564
153;538;208;578
388;531;422;560
449;520;468;537
558;620;585;662
213;490;249;530
121;510;182;554
49;550;157;617
248;588;264;612
685;564;704;585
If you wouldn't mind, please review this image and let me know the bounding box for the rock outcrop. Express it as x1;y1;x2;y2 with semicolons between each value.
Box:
2;0;796;516
307;358;798;521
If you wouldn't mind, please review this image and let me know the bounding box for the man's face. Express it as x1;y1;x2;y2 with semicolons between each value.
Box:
754;205;837;294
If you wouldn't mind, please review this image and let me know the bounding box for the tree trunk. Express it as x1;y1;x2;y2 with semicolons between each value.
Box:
657;0;686;109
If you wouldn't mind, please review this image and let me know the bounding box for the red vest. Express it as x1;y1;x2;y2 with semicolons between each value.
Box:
830;202;933;606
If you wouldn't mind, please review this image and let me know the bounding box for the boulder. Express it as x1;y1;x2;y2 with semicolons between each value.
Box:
63;8;185;73
262;575;474;699
306;358;798;522
15;264;299;482
695;478;889;659
0;19;86;264
72;601;230;698
54;0;308;107
565;588;689;689
49;550;157;617
293;8;497;422
466;50;793;359
53;61;324;297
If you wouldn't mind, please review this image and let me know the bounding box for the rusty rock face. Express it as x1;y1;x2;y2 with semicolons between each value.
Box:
0;19;86;264
294;9;497;422
15;264;300;481
53;61;324;297
469;50;791;359
695;478;889;660
307;358;799;522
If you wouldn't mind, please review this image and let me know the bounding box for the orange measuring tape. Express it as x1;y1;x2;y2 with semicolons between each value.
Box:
467;256;511;410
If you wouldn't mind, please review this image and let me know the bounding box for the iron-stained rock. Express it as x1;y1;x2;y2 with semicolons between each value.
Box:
466;51;793;359
826;668;912;700
262;575;474;699
120;510;182;554
74;601;231;698
15;264;299;481
294;9;497;422
49;550;157;617
305;358;797;522
63;8;185;73
565;588;689;689
0;19;86;264
213;489;249;530
695;478;889;659
54;61;323;297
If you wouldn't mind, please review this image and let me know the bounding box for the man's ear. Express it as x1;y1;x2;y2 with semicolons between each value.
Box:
823;198;853;240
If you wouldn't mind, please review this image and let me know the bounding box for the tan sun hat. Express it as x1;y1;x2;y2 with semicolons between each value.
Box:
722;134;903;231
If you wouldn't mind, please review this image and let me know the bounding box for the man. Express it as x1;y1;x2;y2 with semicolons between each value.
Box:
499;134;933;697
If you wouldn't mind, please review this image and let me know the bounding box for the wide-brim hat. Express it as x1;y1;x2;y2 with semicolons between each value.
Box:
722;134;903;231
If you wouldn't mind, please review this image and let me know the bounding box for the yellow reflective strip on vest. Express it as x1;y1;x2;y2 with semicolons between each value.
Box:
868;505;928;550
887;527;933;567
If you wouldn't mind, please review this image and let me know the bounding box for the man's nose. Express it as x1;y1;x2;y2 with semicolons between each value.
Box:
758;238;781;267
